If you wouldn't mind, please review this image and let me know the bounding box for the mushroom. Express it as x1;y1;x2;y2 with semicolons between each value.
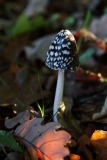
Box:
45;29;79;122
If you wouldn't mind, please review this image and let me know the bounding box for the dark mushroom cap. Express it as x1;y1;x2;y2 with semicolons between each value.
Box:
45;29;79;71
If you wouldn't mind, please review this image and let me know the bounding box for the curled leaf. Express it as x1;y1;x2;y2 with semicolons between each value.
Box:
27;147;38;160
15;116;71;160
69;154;80;160
5;110;30;129
90;130;107;153
78;134;93;160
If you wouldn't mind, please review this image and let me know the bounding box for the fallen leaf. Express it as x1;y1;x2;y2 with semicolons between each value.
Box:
35;128;70;160
75;68;103;82
69;154;80;160
77;134;93;160
97;150;107;160
23;0;48;17
89;14;107;40
27;147;38;160
90;130;107;153
15;117;44;141
0;70;41;112
13;114;71;160
74;28;107;52
5;110;30;129
24;149;32;160
24;34;55;61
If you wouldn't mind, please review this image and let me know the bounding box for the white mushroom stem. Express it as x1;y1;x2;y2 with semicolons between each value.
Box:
53;70;64;122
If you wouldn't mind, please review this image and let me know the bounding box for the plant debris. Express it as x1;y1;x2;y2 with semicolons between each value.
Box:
0;0;107;159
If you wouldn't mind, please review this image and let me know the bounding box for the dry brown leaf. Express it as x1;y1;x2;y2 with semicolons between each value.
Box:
5;110;30;129
27;147;38;160
77;134;93;160
90;130;107;153
14;116;71;160
24;34;55;62
89;14;107;40
69;154;80;160
0;69;49;113
24;149;32;160
74;28;107;53
97;150;107;160
23;0;48;17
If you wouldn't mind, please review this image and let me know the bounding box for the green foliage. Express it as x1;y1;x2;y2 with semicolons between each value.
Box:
77;10;92;49
10;14;31;37
50;13;61;21
9;14;47;37
63;15;75;28
44;13;61;28
9;12;76;38
19;71;44;117
0;130;24;155
31;16;45;30
83;10;92;29
79;48;94;63
104;7;107;13
37;74;44;117
103;77;107;82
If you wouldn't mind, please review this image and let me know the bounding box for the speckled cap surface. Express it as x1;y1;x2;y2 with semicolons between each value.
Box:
45;29;79;71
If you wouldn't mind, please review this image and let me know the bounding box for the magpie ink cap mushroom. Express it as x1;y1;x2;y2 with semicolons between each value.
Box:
45;29;79;122
45;29;79;71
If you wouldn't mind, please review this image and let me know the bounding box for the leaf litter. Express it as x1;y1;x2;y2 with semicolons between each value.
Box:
1;0;107;160
5;110;71;160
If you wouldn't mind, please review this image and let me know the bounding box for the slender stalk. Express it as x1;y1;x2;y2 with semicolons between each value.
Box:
53;70;64;122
